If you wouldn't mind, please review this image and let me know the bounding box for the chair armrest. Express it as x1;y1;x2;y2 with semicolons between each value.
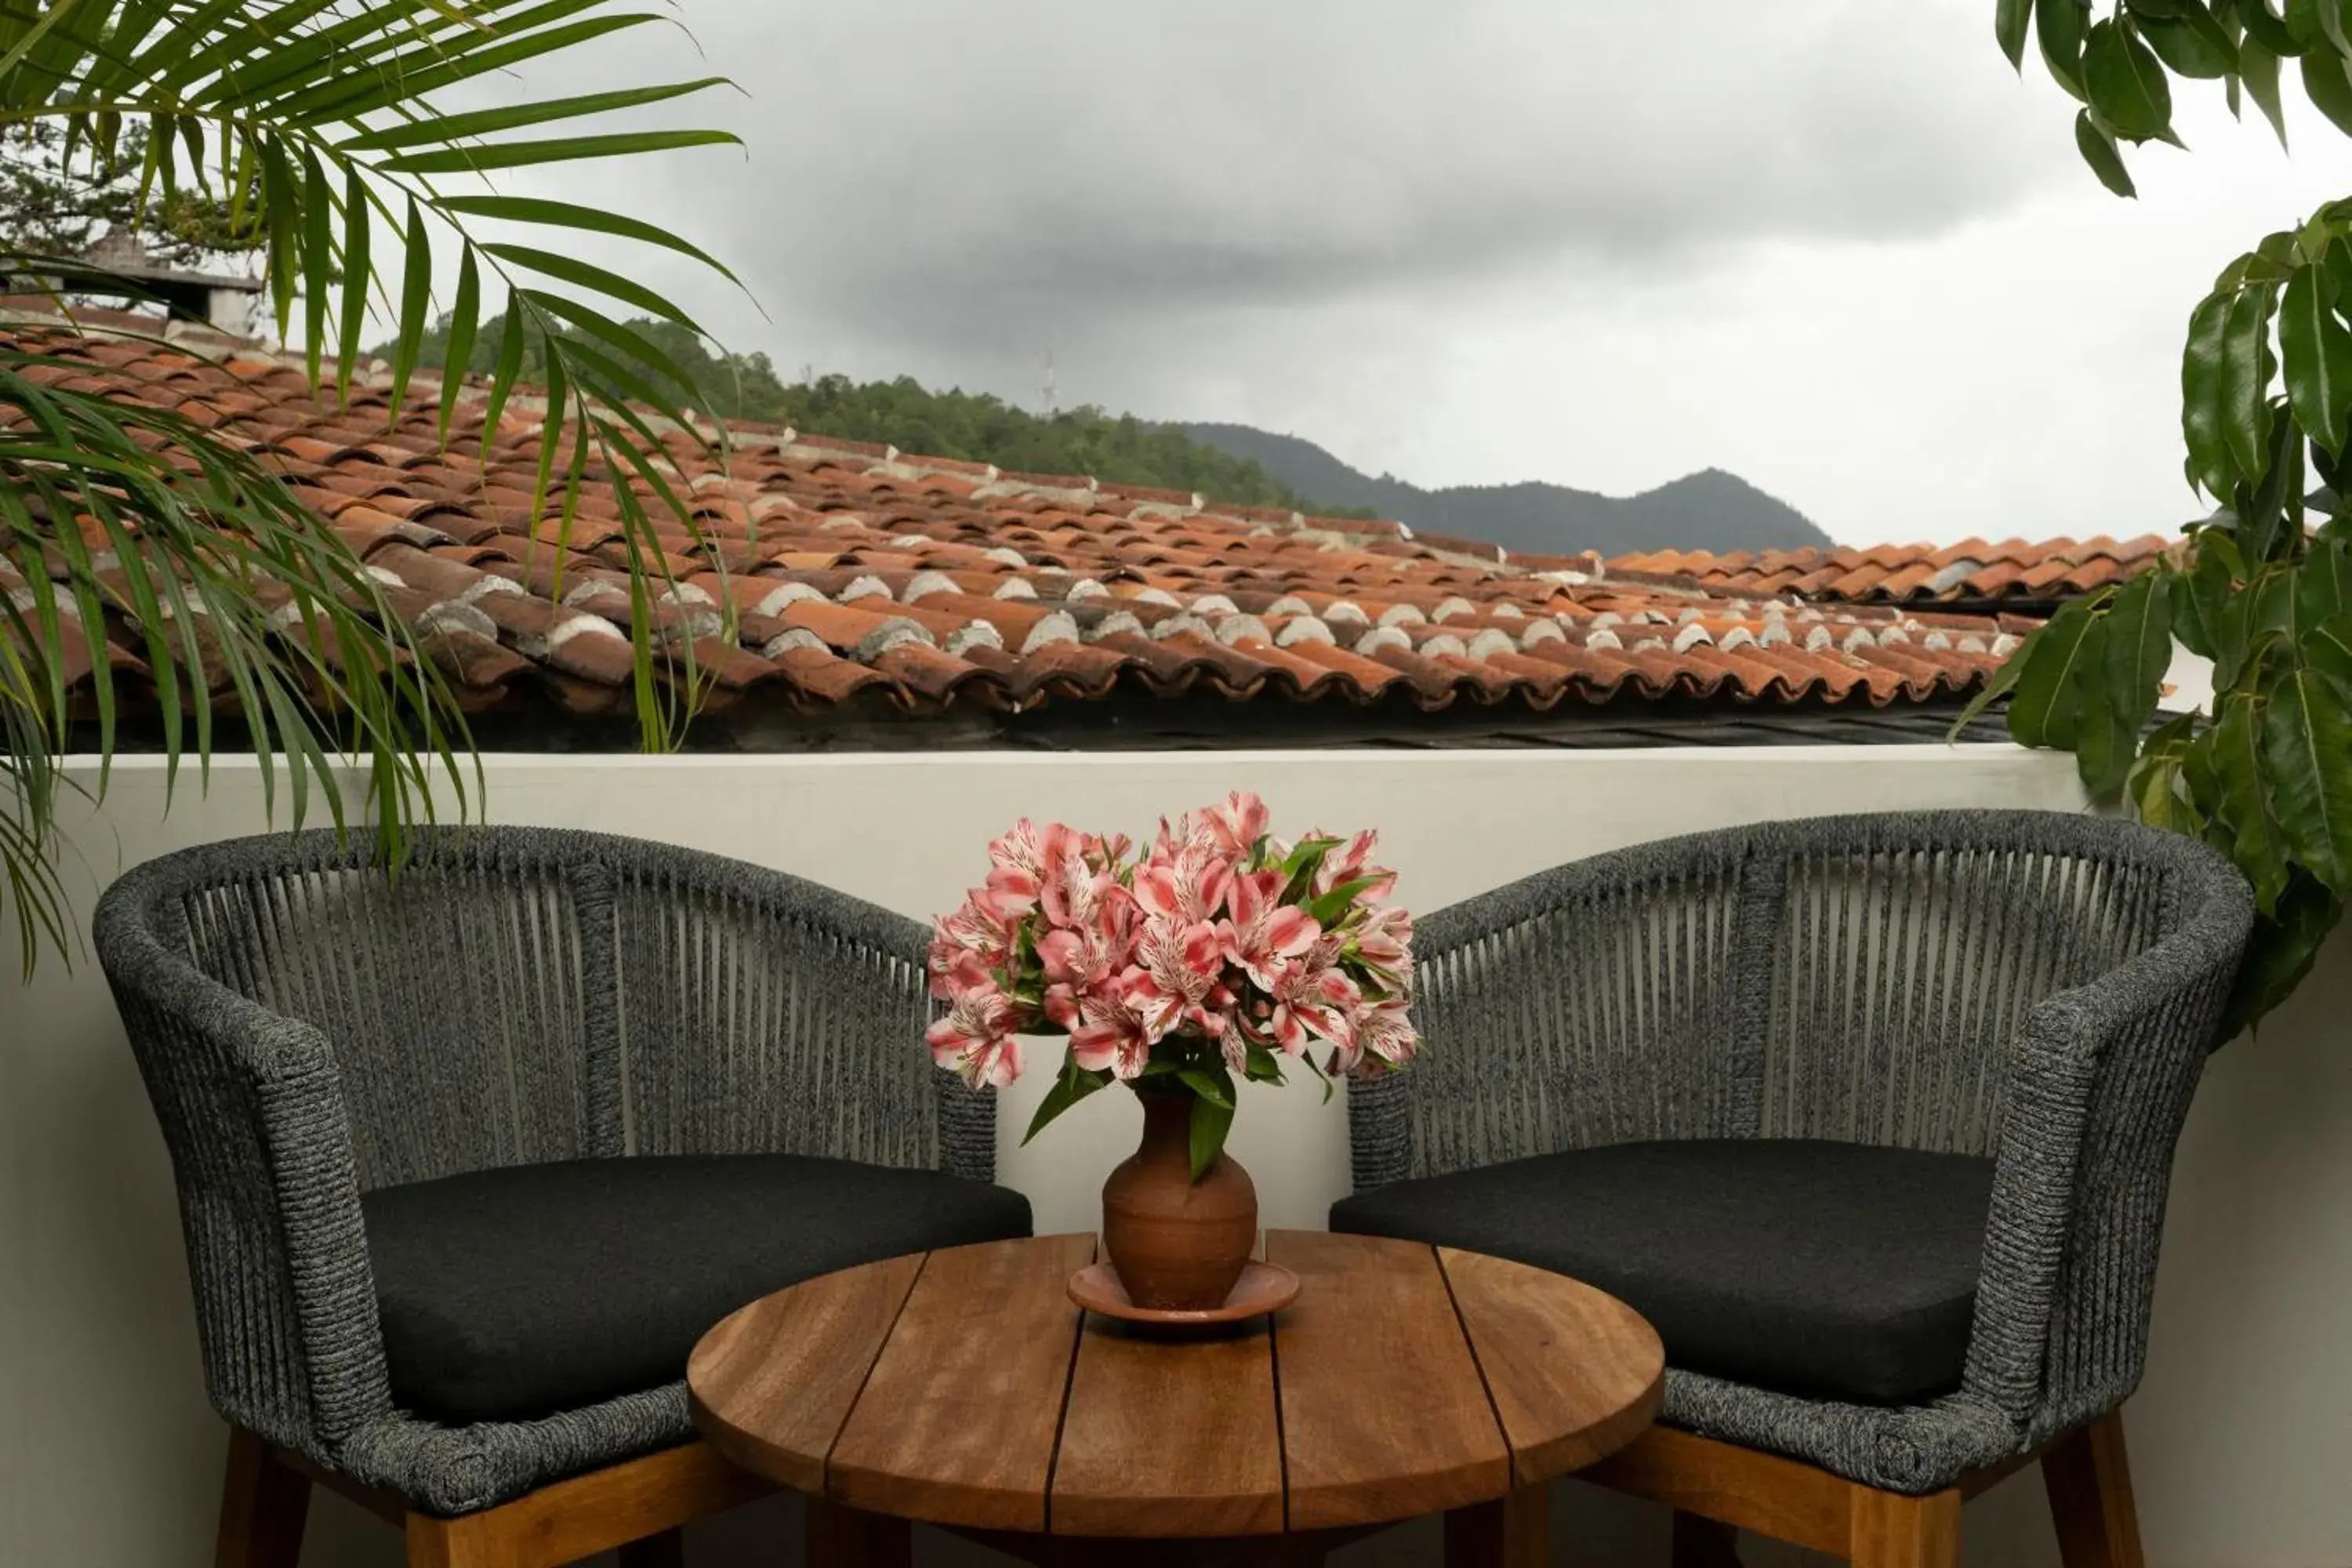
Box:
1960;869;2252;1436
96;885;396;1465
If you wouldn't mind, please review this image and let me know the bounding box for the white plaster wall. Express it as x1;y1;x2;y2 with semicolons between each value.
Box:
2;746;2344;1568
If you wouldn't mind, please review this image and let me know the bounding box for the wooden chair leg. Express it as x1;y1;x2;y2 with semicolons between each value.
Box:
615;1527;687;1567
1847;1486;1959;1568
2042;1413;2146;1568
805;1496;911;1568
1443;1481;1549;1567
1672;1510;1743;1566
405;1512;524;1568
215;1428;311;1568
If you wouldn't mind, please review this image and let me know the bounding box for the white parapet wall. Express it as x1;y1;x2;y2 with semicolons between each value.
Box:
2;745;2345;1568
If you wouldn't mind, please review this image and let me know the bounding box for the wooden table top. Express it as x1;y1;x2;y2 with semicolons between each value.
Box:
687;1231;1664;1541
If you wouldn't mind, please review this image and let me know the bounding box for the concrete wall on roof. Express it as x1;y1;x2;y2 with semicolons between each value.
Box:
2;748;2345;1568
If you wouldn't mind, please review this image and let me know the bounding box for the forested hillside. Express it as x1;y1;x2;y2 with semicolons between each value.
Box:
385;314;1370;517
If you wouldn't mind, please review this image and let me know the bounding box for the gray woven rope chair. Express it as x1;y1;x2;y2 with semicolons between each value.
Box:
1336;810;2252;1568
95;826;1029;1568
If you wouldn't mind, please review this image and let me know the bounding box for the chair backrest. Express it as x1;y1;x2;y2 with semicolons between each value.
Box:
103;827;958;1191
1753;817;2177;1154
1372;810;2239;1183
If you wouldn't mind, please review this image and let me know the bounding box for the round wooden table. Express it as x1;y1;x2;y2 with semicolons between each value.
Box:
688;1232;1664;1566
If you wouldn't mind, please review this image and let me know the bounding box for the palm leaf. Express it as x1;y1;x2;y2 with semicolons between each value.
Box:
0;0;742;975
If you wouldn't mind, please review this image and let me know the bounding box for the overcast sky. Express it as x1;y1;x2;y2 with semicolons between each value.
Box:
463;0;2352;547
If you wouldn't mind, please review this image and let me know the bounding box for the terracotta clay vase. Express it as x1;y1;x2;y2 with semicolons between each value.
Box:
1100;1085;1258;1311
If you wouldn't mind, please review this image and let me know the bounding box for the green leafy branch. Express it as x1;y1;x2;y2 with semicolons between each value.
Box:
1977;0;2352;1029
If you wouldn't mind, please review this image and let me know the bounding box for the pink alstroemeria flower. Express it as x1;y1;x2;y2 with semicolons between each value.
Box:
1347;998;1420;1076
1220;869;1320;992
1202;790;1270;857
1317;828;1399;902
1134;846;1233;926
1126;919;1232;1042
1269;942;1363;1058
1037;887;1135;1029
927;896;1009;999
1352;904;1414;979
925;985;1023;1089
1069;986;1155;1080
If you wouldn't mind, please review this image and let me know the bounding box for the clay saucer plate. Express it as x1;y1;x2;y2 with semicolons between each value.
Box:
1069;1261;1301;1326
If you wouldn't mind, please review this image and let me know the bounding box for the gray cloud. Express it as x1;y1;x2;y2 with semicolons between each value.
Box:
543;0;2058;362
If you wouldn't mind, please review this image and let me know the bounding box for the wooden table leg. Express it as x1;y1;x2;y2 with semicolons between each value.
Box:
1444;1483;1549;1567
806;1496;912;1568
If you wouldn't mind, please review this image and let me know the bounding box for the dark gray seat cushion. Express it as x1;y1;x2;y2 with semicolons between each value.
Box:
362;1154;1033;1425
1329;1138;1994;1406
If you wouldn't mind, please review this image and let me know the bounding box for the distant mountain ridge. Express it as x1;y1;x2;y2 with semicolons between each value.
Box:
1176;423;1832;559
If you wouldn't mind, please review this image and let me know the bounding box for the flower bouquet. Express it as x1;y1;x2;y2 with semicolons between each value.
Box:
927;792;1416;1312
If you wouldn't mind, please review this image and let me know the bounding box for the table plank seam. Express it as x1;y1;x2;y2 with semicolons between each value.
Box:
1434;1243;1526;1490
819;1247;934;1504
1268;1293;1293;1534
1038;1241;1094;1537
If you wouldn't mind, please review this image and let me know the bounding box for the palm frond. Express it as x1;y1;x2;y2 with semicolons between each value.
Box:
0;0;744;971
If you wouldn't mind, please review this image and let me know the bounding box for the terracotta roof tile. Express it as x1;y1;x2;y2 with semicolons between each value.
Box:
2;307;2036;729
1616;535;2172;605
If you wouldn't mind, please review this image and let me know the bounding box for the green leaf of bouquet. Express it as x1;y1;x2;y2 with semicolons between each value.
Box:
1022;1059;1110;1146
1187;1087;1236;1182
1305;874;1385;927
1175;1066;1233;1109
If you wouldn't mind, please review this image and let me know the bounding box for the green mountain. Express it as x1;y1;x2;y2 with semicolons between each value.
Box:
1176;423;1832;558
382;314;1374;518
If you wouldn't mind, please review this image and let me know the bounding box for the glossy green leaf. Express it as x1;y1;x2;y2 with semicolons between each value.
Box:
2301;46;2352;134
2241;0;2309;56
2214;692;2294;910
2139;8;2241;74
2105;567;2176;728
2221;870;2342;1036
2039;0;2092;96
2241;34;2292;146
2280;262;2352;453
1174;1065;1233;1109
2260;662;2352;887
2074;108;2138;195
2183;290;2238;494
1187;1082;1236;1182
2085;17;2177;140
2233;399;2306;561
2302;610;2352;685
2129;711;2205;833
1948;632;2028;738
2007;590;2111;749
2219;284;2281;486
1999;0;2033;67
